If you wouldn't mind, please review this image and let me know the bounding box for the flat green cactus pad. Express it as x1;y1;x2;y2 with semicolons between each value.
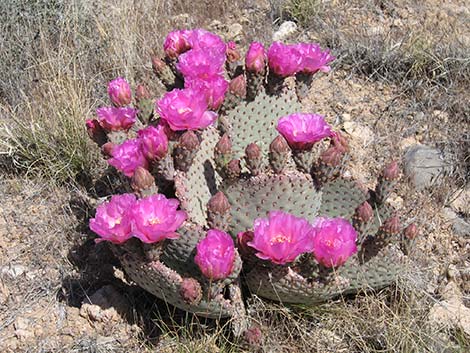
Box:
223;91;301;160
223;171;322;237
318;179;368;219
174;126;220;226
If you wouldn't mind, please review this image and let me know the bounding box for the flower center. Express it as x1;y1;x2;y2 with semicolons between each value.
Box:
270;233;290;245
177;107;192;115
148;217;161;225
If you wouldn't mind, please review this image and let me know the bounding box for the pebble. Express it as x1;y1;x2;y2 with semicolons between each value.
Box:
272;21;297;41
404;145;446;190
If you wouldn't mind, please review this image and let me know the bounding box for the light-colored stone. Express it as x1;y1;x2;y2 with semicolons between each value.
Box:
227;23;243;42
442;208;470;237
1;264;27;279
273;21;297;41
79;285;128;323
449;187;470;215
428;282;470;336
343;121;374;145
404;145;446;190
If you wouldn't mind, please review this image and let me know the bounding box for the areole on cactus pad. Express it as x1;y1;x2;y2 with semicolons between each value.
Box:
86;28;415;335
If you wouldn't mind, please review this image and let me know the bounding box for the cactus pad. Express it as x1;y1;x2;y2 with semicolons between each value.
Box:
223;172;322;237
318;179;368;219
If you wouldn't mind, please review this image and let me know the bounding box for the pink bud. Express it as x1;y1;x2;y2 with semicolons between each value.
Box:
101;142;115;157
383;161;400;180
226;159;241;178
229;75;246;97
131;194;187;243
180;278;202;304
245;42;266;73
152;56;167;74
404;223;418;239
135;84;151;101
226;41;241;63
330;131;349;152
382;216;400;235
276;113;332;150
216;134;232;155
355;201;374;223
320;146;344;166
245;143;261;160
269;135;289;153
237;231;254;255
179;130;199;151
312;217;358;268
208;191;231;214
107;77;132;107
194;229;235;280
131;166;155;192
248;211;315;265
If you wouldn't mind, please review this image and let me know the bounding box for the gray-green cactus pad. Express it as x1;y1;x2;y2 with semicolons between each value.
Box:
318;179;368;219
223;91;301;159
223;171;322;237
174;126;220;226
112;240;241;318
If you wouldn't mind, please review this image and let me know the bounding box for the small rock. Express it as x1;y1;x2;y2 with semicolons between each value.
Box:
227;23;243;42
449;187;469;216
341;113;352;122
1;264;27;279
0;280;9;304
404;145;446;190
442;208;470;237
14;317;34;340
428;282;470;336
273;21;297;41
343;121;374;145
80;285;128;323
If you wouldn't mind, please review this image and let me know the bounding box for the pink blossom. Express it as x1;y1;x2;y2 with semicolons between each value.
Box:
177;48;226;79
163;30;192;58
267;42;303;77
137;125;168;161
194;229;235;280
312;217;357;268
295;43;335;73
96;107;137;132
186;29;226;54
108;139;148;177
131;194;187;244
157;87;218;131
245;42;266;73
276;113;332;150
247;211;315;265
107;77;132;106
185;75;228;110
89;194;136;244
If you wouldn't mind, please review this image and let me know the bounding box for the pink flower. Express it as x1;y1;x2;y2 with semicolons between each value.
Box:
247;211;315;265
267;42;303;77
108;139;148;177
163;30;192;58
96;107;137;131
186;29;226;54
131;194;187;244
194;229;235;280
157;88;218;131
137;125;168;161
312;217;357;268
107;77;132;106
295;43;335;74
89;194;136;244
177;48;226;79
245;42;266;73
185;75;228;110
276;113;332;150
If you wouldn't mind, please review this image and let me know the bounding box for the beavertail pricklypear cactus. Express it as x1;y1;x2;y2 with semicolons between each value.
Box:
86;29;416;333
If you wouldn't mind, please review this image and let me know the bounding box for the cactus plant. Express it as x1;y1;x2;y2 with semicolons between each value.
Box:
86;29;415;332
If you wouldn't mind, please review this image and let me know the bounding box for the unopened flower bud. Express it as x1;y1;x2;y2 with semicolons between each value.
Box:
320;146;344;166
86;119;107;146
216;134;232;154
152;56;167;74
331;131;349;152
131;166;155;191
355;201;373;223
226;159;241;179
135;84;151;102
107;77;132;107
244;326;262;346
245;42;266;74
179;131;200;151
404;223;418;239
270;135;289;154
180;278;202;305
226;41;241;63
101;142;115;157
237;231;254;255
229;75;246;97
382;161;400;181
382;216;400;235
208;191;231;214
